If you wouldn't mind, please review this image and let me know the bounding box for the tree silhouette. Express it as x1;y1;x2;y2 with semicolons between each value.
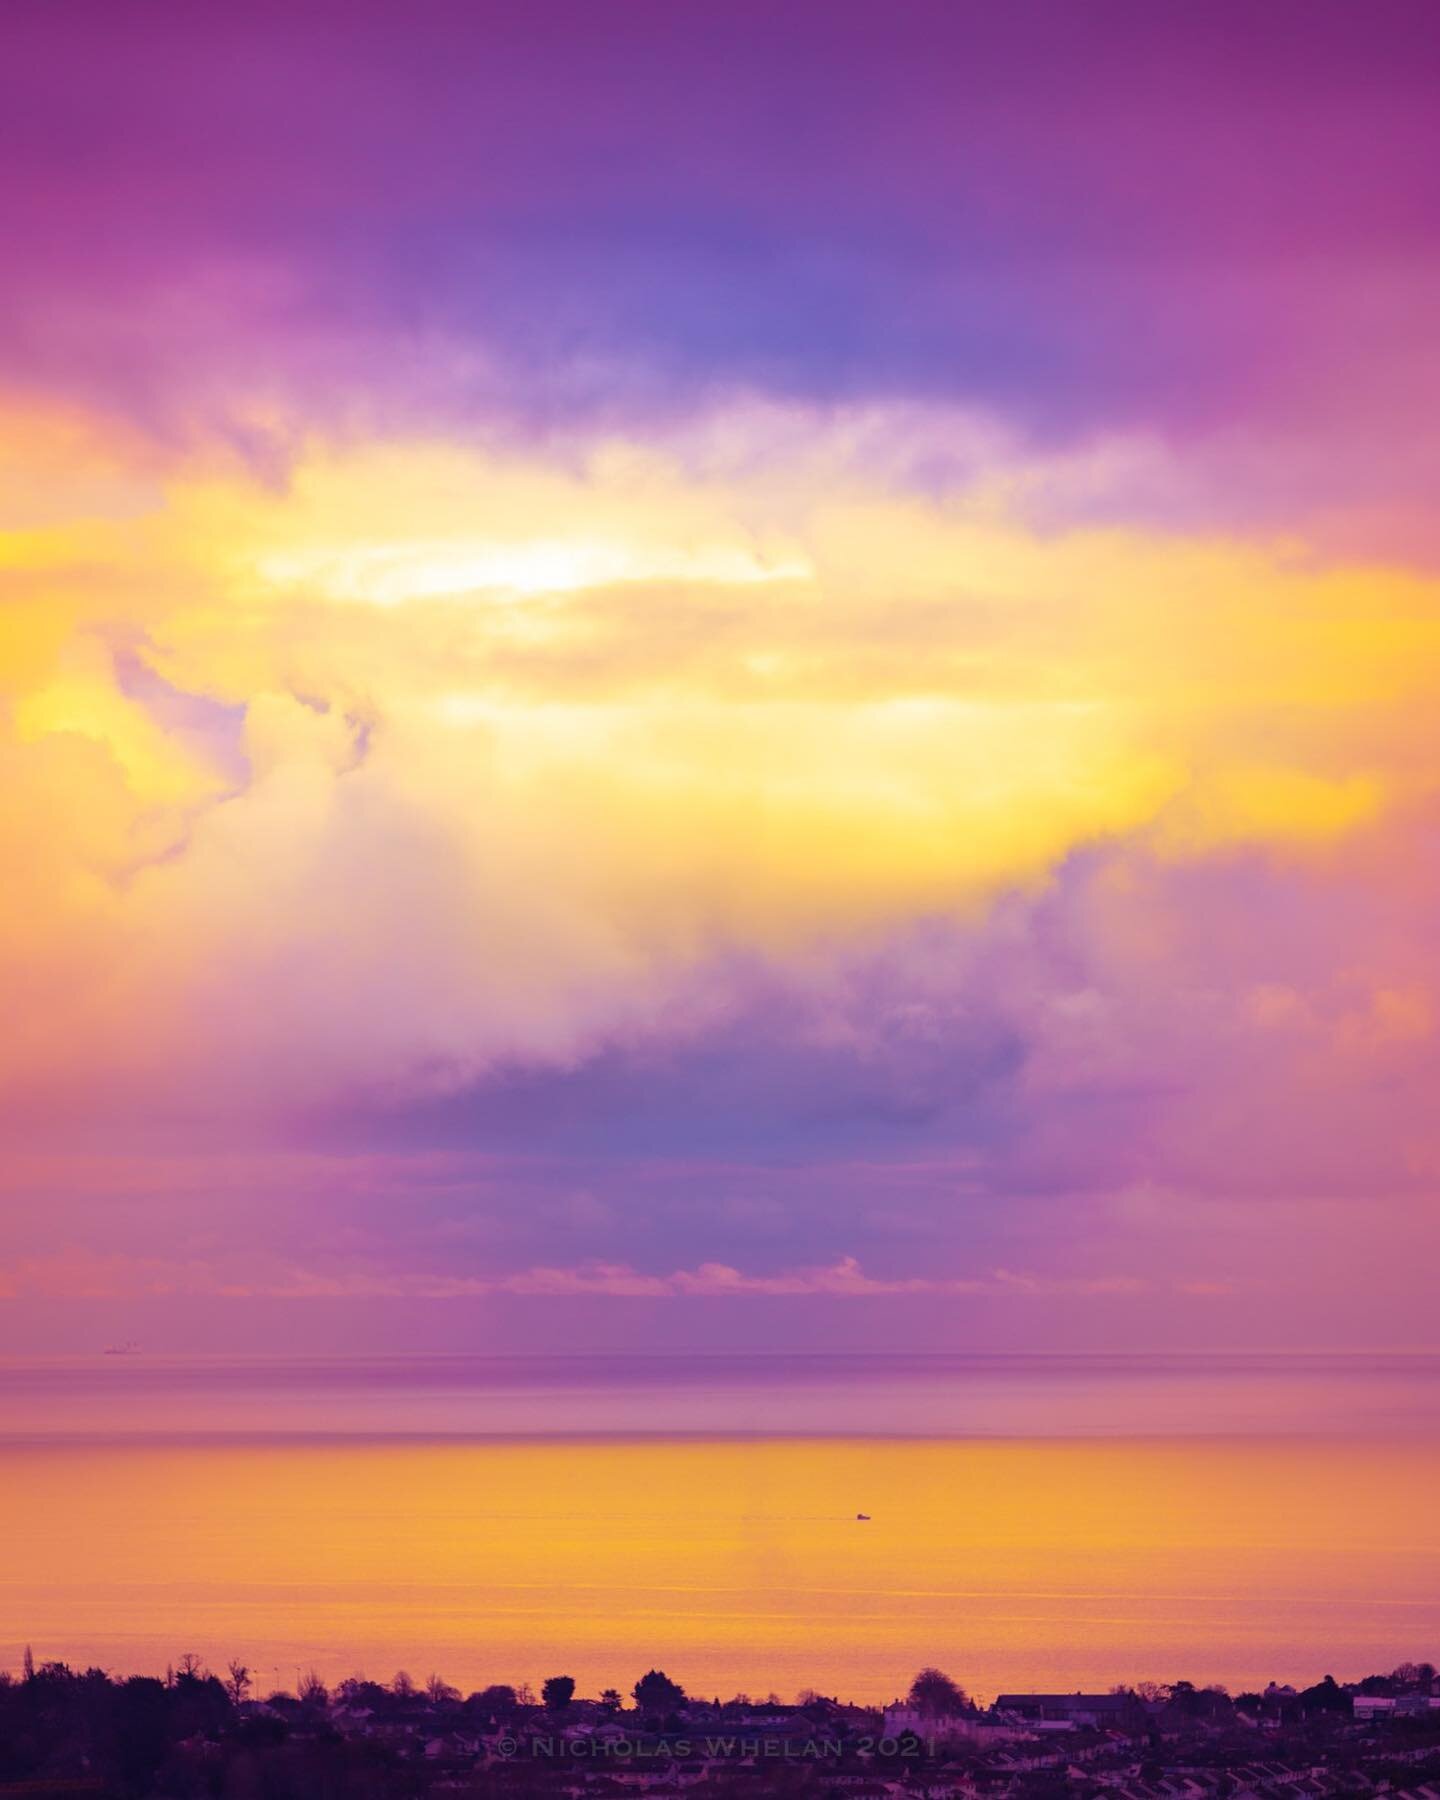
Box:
298;1669;329;1707
542;1675;576;1710
633;1669;686;1713
1299;1674;1349;1717
907;1667;969;1715
470;1683;518;1717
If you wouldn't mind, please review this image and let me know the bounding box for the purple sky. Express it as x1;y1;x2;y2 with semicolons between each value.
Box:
3;0;1440;1352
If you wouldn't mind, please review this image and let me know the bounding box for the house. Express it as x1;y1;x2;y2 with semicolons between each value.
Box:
882;1703;975;1741
993;1693;1147;1731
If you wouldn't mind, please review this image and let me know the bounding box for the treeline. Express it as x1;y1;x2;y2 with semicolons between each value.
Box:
2;1657;238;1795
0;1656;471;1798
1111;1664;1439;1724
1;1652;1436;1799
0;1657;743;1796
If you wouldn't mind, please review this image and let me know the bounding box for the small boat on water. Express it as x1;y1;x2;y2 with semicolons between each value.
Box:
856;1512;871;1520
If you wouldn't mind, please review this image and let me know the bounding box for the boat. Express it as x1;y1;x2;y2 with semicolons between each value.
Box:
856;1512;871;1520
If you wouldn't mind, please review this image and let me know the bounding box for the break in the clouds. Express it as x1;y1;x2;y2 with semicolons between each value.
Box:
3;0;1440;1350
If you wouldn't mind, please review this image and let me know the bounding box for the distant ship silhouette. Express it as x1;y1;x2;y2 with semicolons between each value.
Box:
855;1512;871;1521
103;1341;141;1356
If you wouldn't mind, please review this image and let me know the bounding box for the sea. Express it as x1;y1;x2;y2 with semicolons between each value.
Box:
1;1351;1438;1703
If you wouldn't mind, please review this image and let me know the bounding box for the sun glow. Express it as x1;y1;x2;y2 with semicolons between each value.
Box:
255;537;812;604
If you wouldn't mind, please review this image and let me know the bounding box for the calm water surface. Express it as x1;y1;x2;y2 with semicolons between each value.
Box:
2;1354;1438;1701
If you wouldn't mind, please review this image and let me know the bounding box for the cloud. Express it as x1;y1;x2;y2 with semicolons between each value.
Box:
6;1;1440;1357
3;396;1440;1355
0;1249;1159;1304
5;1;1440;559
6;411;1440;1139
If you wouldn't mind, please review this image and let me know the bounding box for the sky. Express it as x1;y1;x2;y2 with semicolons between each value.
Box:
4;0;1440;1354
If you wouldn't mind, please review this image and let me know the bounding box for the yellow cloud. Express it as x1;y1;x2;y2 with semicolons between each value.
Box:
5;401;1440;1111
1155;765;1383;853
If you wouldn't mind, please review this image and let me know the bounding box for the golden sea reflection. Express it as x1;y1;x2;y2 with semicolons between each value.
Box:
2;1434;1438;1701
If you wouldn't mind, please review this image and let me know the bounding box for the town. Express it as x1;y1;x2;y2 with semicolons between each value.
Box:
4;1655;1440;1799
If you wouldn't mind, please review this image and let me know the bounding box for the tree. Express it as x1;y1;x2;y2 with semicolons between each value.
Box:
22;1646;34;1683
907;1668;969;1716
470;1683;518;1717
542;1675;576;1710
1163;1681;1232;1723
1319;1676;1350;1712
427;1673;461;1705
1299;1674;1349;1717
225;1661;252;1705
336;1676;389;1710
632;1670;687;1714
298;1669;329;1707
391;1670;417;1699
599;1688;622;1711
115;1675;170;1792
